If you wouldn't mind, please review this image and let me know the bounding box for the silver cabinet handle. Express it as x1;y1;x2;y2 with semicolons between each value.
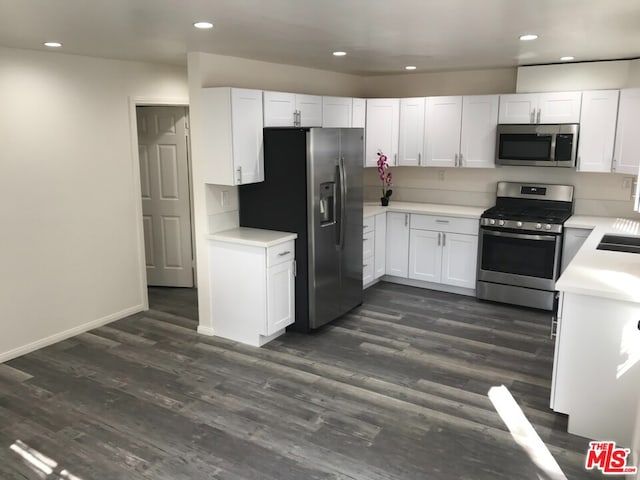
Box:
442;232;446;247
435;219;449;224
363;224;369;230
236;166;242;184
454;153;458;167
394;153;397;165
363;263;369;267
530;109;535;123
612;159;617;172
278;251;291;256
459;153;464;167
550;317;558;339
437;232;441;246
362;237;369;242
418;152;421;165
536;108;541;124
405;213;408;227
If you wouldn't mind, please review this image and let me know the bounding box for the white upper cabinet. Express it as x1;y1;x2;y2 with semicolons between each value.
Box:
576;90;619;173
399;97;425;166
365;98;400;167
613;88;640;175
459;95;499;168
498;92;582;124
322;96;352;127
201;87;264;186
352;98;366;128
263;91;322;127
424;96;462;167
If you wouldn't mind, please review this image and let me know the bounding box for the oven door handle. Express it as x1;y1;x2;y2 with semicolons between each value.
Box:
481;229;557;242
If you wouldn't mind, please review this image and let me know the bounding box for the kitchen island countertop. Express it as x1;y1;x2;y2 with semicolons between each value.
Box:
208;227;297;248
557;215;640;303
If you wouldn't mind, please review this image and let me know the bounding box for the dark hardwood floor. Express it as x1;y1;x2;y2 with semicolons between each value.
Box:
0;283;598;479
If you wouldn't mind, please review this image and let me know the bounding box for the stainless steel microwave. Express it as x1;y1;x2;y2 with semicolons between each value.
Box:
496;124;579;167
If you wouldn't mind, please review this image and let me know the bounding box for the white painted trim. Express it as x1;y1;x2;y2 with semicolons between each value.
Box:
0;304;146;364
128;96;190;305
197;325;215;336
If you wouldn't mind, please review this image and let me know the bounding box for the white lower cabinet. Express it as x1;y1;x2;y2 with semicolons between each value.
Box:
385;212;410;277
408;214;478;289
363;212;387;287
209;234;295;347
552;292;640;447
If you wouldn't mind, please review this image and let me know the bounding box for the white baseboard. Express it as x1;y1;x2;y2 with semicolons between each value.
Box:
0;304;146;364
382;275;476;297
197;325;215;336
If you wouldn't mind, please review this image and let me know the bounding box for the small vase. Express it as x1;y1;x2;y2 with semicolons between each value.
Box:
380;197;389;206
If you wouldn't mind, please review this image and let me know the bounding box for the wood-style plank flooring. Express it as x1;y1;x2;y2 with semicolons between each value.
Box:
0;283;599;479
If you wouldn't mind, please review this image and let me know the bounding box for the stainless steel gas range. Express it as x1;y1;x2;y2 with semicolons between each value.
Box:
476;182;574;311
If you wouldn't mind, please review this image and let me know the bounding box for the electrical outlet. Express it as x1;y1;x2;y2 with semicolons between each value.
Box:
438;170;445;181
221;190;229;206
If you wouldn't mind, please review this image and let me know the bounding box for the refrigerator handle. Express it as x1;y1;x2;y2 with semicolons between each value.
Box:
338;156;347;248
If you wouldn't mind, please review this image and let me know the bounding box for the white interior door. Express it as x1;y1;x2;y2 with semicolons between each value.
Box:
137;106;193;287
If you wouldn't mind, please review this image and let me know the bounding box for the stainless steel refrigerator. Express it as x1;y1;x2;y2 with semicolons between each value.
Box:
239;127;363;332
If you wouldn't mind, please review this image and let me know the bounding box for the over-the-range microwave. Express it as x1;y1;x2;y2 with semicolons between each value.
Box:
496;123;579;167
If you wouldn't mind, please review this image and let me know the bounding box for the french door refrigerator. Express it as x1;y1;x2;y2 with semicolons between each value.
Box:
239;127;363;332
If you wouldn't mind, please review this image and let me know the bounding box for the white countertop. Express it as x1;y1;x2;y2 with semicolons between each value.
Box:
364;201;484;219
557;215;640;303
208;227;297;248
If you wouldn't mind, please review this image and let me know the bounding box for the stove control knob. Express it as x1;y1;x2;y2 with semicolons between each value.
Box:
545;224;552;230
489;219;496;225
498;220;505;226
516;221;523;227
536;223;542;229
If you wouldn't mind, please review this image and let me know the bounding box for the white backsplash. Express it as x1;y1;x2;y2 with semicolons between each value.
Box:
364;166;640;218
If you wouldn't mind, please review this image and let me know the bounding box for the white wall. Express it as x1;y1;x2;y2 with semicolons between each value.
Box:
0;47;188;361
187;51;364;335
362;67;517;97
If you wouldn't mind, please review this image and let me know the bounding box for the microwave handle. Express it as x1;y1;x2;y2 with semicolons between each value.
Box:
549;133;557;162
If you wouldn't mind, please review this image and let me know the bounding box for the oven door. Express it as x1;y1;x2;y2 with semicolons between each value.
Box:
477;228;562;291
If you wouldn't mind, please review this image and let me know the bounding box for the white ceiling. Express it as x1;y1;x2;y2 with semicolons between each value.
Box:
1;0;639;75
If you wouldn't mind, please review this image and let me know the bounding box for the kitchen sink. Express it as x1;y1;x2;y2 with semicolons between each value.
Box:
596;234;640;254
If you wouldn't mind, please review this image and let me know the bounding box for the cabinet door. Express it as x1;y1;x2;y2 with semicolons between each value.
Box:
460;95;499;168
365;99;400;167
408;229;441;283
440;232;478;288
399;98;425;166
352;98;366;128
385;212;409;277
498;93;538;123
265;260;295;336
374;213;386;279
362;230;374;259
555;293;640;446
538;91;582;123
322;96;352;128
263;91;295;126
296;94;323;127
231;88;264;185
424;96;462;167
613;88;640;174
577;90;619;172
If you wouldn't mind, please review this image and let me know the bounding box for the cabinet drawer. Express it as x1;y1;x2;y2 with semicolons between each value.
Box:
267;240;295;267
410;214;478;235
363;231;374;259
363;218;375;234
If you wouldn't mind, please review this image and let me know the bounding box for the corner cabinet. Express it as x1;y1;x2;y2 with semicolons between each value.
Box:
208;230;296;347
498;91;582;124
201;87;264;186
263;91;322;127
576;90;619;173
613;88;640;174
365;99;400;167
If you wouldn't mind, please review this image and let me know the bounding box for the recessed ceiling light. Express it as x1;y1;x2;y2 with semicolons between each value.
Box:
44;42;62;48
332;51;347;57
193;21;213;29
519;34;538;41
405;66;417;70
560;56;575;61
